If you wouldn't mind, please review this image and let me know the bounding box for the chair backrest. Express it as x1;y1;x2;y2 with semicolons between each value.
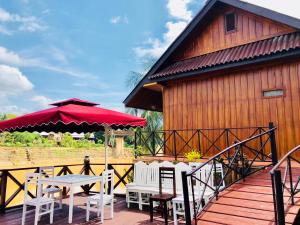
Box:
160;161;174;167
100;169;114;197
24;173;41;202
204;163;225;191
189;162;203;170
39;166;55;178
146;161;160;187
133;161;148;185
174;162;191;193
159;167;176;196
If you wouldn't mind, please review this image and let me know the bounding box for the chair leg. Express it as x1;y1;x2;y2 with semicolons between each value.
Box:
126;191;129;208
100;204;104;224
150;199;153;222
138;192;142;210
164;201;168;225
110;198;114;219
34;206;39;225
173;201;178;225
86;201;90;222
21;204;27;225
50;201;54;224
59;190;63;209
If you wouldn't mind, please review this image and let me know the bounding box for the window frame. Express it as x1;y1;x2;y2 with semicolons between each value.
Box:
224;11;237;34
262;88;285;99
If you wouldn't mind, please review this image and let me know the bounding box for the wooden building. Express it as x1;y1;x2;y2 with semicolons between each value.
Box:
124;0;300;158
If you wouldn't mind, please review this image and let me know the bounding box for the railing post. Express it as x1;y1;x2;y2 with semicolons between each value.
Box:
173;130;177;160
287;156;294;205
225;128;230;159
197;129;201;155
134;131;137;154
151;131;156;156
269;122;278;165
0;170;7;214
258;127;264;161
163;132;166;155
273;170;285;225
182;171;191;225
84;156;90;195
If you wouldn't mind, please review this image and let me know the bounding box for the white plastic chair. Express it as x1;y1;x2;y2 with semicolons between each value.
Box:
39;166;62;209
172;163;213;225
126;161;148;209
22;173;54;225
86;169;114;223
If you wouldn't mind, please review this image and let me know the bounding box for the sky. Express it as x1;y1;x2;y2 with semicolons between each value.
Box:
0;0;298;116
0;0;204;115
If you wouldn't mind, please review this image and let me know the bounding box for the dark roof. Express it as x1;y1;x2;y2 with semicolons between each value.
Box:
124;0;300;110
50;98;99;107
150;32;300;79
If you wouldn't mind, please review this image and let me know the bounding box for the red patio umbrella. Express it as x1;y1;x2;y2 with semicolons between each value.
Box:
0;98;146;168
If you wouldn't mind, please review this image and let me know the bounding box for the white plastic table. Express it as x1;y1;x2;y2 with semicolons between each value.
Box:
40;174;102;223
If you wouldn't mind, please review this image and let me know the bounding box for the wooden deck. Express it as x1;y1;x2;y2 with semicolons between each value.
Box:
0;195;184;225
197;168;300;225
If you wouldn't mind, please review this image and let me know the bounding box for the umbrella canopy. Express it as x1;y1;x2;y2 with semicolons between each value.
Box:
0;98;146;169
0;98;146;133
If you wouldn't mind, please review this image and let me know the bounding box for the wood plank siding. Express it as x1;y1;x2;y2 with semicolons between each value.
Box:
171;5;295;61
163;60;300;158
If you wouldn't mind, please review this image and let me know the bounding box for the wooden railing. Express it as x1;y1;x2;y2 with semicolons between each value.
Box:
270;145;300;225
134;126;270;159
181;123;277;225
0;158;134;213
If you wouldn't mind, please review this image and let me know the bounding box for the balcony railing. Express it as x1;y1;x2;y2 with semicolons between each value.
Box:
0;159;134;213
134;126;270;159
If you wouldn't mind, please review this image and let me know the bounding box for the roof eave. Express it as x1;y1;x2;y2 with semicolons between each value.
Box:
150;49;300;83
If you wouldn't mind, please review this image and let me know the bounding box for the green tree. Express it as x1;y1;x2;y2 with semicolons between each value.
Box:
125;61;163;132
126;62;164;154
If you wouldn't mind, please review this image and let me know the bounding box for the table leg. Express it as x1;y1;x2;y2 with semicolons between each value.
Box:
68;186;74;224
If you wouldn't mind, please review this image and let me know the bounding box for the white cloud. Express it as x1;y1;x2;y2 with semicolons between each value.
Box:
167;0;194;21
0;7;47;33
0;64;33;98
133;0;193;59
110;15;129;25
31;95;53;108
0;46;23;65
0;46;98;79
134;21;187;58
0;25;12;35
110;16;121;24
0;104;29;115
241;0;300;19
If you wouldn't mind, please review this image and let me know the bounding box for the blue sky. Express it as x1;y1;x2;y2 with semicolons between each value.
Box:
0;0;204;115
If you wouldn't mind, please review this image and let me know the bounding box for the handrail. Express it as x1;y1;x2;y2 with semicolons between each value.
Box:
187;127;277;176
270;145;300;174
270;144;300;225
136;126;269;132
182;123;277;225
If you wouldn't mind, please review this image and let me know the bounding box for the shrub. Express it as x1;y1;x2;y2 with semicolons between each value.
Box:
184;149;201;162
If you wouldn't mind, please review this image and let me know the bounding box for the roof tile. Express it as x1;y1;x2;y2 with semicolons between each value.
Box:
150;32;300;79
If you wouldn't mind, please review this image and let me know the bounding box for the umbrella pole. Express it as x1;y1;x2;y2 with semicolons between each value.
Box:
104;125;109;171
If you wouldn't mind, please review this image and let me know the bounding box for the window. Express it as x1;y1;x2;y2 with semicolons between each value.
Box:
263;89;284;98
225;12;237;33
